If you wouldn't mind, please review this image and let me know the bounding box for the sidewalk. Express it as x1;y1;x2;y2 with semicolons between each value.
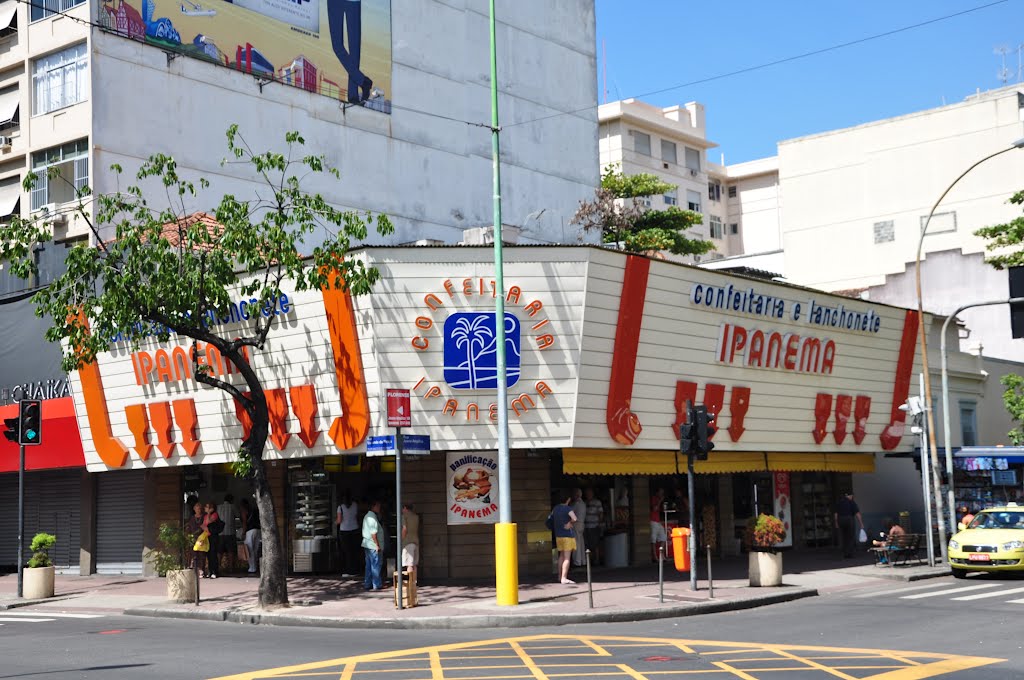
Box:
0;551;949;629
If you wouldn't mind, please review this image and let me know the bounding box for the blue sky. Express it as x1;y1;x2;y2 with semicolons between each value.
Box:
596;0;1024;165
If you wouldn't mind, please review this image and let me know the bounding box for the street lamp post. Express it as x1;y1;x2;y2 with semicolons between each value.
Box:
940;297;1024;530
488;0;518;607
914;137;1024;562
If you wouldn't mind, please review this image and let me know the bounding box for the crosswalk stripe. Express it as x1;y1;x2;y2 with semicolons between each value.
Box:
850;582;960;598
0;617;55;622
900;584;1002;600
0;611;104;619
951;586;1024;601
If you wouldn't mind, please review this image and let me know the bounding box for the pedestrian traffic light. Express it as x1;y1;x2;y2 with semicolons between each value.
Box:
2;417;17;443
679;401;696;455
695;405;716;460
18;399;41;446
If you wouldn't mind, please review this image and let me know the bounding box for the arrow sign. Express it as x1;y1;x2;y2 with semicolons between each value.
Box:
387;388;412;428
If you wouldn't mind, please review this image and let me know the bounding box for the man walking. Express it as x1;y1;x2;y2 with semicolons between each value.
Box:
361;499;385;591
401;503;420;585
834;491;864;559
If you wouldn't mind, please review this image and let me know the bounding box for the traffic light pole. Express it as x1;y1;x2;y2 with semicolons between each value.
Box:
686;451;697;592
17;443;24;598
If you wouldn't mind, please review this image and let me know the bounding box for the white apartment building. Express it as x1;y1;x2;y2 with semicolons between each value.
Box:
598;98;737;262
0;0;599;283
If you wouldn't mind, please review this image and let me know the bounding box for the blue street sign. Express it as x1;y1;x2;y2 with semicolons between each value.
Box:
402;434;431;455
366;434;396;457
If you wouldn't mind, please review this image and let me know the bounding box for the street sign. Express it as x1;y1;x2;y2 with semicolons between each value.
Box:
387;388;412;427
402;434;431;455
366;434;396;457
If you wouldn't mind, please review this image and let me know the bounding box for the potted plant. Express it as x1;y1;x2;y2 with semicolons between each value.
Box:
747;514;786;587
147;523;197;602
24;533;57;599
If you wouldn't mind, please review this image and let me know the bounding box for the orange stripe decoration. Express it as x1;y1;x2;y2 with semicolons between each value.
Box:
606;255;650;445
266;388;292;451
320;270;370;451
74;313;130;468
880;309;919;450
290;384;321;448
233;392;253;443
172;399;201;456
149;402;176;458
124;404;152;460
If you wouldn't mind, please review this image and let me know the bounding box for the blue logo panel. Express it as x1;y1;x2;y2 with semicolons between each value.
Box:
443;312;521;390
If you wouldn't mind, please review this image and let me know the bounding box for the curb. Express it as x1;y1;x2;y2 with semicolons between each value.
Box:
0;595;78;611
124;586;818;630
857;568;950;583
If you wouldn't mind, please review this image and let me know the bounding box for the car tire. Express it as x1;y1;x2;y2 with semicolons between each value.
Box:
951;567;967;579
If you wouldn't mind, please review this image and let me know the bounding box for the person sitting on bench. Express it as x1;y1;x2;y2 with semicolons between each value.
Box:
872;518;905;562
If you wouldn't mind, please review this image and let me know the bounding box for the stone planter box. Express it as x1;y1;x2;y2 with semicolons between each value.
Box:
166;569;198;603
23;566;55;599
748;551;783;586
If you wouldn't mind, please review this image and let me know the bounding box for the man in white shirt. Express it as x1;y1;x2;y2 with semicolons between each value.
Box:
336;490;360;577
361;499;385;591
216;494;237;573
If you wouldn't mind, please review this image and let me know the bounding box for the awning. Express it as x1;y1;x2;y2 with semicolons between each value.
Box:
0;4;16;34
0;88;17;127
0;397;86;473
956;446;1024;462
562;449;874;475
0;180;19;218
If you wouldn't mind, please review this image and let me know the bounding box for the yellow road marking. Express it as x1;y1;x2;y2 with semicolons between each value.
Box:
508;639;552;680
208;634;1004;680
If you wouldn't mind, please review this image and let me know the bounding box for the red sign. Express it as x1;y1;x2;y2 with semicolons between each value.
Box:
0;398;86;472
387;388;411;427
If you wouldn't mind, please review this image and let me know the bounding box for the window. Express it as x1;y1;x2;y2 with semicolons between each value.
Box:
630;130;651;156
684;147;701;172
33;43;88;115
729;222;739;235
31;138;88;210
727;185;737;198
661;139;677;165
31;0;84;22
959;402;977;447
873;220;895;244
709;215;724;239
663;189;677;206
686;190;701;213
708;181;721;202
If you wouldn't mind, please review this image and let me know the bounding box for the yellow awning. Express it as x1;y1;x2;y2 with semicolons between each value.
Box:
562;449;875;475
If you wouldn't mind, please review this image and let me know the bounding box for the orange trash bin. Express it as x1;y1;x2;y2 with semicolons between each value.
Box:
671;526;690;572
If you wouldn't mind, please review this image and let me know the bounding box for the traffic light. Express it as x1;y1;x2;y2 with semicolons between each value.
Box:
2;416;17;443
18;399;41;446
679;401;696;455
695;405;717;460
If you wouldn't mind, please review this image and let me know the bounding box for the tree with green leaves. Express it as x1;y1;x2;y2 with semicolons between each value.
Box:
0;126;393;607
572;167;714;256
974;190;1024;269
999;374;1024;445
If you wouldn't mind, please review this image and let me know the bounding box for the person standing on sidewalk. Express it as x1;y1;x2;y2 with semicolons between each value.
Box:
548;492;578;585
834;491;864;559
336;490;360;577
202;502;222;579
241;498;262;574
584;488;604;566
217;494;237;574
401;503;420;585
571;488;587;568
361;499;385;591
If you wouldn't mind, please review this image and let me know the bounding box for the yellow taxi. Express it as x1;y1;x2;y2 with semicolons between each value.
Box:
948;504;1024;578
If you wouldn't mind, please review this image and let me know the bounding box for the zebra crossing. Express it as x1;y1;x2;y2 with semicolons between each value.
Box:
0;610;105;626
848;578;1024;605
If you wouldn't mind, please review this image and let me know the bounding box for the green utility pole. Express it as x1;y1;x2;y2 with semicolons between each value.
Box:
489;0;517;606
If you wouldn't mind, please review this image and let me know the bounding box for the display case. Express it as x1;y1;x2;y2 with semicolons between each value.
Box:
801;481;832;547
289;470;334;573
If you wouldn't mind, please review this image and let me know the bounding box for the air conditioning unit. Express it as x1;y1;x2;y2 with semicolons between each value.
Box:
51;211;68;226
0;136;11;150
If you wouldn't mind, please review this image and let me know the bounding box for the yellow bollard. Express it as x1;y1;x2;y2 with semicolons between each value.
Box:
495;522;519;606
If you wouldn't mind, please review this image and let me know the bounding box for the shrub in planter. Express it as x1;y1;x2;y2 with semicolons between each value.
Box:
750;514;786;552
746;514;785;587
24;532;57;599
147;523;197;602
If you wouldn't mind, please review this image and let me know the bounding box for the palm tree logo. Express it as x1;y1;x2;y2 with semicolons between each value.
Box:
444;312;521;389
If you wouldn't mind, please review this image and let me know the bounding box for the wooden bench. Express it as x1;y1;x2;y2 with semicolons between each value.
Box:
870;533;923;567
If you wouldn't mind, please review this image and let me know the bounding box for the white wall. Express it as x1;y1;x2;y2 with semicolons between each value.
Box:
89;0;599;248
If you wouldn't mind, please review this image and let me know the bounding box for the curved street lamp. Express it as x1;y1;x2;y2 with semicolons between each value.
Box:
915;137;1024;563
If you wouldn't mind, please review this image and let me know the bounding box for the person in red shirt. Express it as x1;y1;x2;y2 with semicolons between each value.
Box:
202;502;221;579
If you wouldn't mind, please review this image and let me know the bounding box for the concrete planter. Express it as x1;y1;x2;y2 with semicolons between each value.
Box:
748;551;783;587
166;569;197;603
23;566;55;599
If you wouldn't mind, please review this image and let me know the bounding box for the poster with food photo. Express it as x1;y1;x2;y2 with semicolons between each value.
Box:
446;452;499;525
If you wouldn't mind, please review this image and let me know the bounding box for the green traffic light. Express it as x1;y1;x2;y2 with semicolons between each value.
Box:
26;430;37;440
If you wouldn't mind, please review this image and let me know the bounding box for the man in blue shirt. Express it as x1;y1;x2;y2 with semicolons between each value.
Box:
834;491;864;559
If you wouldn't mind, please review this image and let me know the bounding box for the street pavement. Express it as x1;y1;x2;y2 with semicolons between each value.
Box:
0;550;947;628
